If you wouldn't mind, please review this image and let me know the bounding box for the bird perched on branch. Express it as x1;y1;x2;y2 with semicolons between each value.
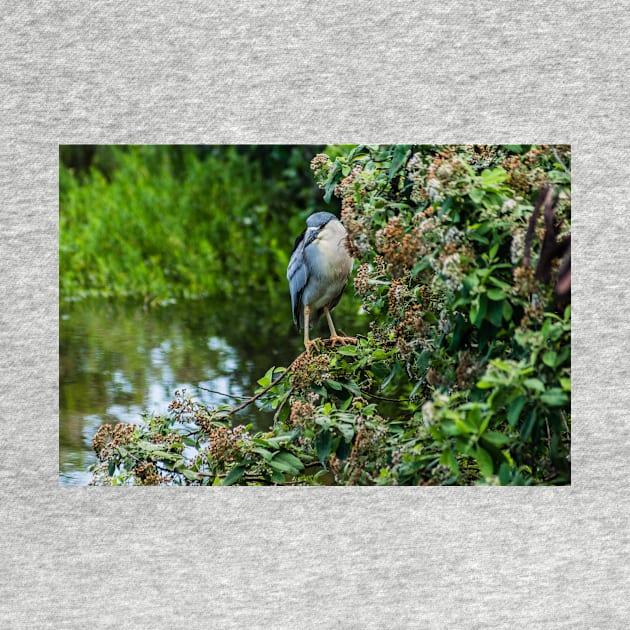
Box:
287;212;355;351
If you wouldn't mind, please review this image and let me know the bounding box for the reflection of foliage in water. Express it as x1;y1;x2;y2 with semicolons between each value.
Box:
87;144;571;486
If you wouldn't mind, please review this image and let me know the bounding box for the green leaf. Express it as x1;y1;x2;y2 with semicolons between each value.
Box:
542;351;557;368
371;349;390;361
337;345;360;356
268;459;299;474
520;409;537;440
256;366;275;387
137;440;163;452
151;450;180;461
476;446;494;477
108;460;116;477
315;430;332;465
325;379;343;391
270;470;285;484
272;451;305;472
540;388;569;407
487;299;503;327
222;465;246;486
498;462;511;485
388;145;412;180
486;288;506;301
466;404;483;430
507;396;527;427
265;431;300;448
337;422;355;443
182;469;202;481
440;448;459;474
252;447;274;461
471;295;487;327
381;362;400;391
524;378;545;392
323;162;340;203
342;380;362;396
469;188;484;204
482;431;511;447
470;299;479;325
476;380;495;390
311;383;327;398
454;417;473;435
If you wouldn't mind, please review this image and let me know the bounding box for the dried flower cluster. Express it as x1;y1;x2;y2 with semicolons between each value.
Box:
288;399;316;427
92;422;135;460
376;216;424;278
309;153;332;187
207;424;250;464
289;351;332;390
133;462;162;485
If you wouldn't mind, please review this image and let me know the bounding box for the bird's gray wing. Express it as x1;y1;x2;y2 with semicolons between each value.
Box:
287;235;308;328
287;227;318;328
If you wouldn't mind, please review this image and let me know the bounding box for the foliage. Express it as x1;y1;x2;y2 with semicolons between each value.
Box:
60;145;328;305
89;144;571;486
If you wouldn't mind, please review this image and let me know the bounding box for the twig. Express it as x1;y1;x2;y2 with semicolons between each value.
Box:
363;391;411;403
198;385;248;401
220;361;297;418
551;146;570;175
524;186;551;268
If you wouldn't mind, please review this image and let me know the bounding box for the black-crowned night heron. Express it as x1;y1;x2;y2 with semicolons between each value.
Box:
287;211;355;351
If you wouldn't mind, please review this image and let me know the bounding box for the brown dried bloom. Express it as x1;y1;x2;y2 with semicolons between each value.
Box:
455;350;480;390
134;462;161;486
376;216;424;278
387;279;408;316
513;265;535;297
207;424;248;463
92;422;135;460
310;153;332;187
354;263;371;297
341;200;370;258
290;352;332;390
288;400;316;427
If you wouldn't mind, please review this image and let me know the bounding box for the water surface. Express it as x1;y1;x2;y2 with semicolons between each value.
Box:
59;296;365;485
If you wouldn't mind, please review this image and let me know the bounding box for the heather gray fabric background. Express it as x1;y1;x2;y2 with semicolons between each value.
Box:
1;1;628;627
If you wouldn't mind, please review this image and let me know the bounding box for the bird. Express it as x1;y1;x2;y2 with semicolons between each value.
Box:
287;212;355;351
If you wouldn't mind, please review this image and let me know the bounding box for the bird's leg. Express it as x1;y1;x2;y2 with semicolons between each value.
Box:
324;307;357;346
303;305;313;353
324;306;337;338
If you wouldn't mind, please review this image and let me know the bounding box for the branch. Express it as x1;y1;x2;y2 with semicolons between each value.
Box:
198;385;249;401
551;146;570;175
219;358;299;418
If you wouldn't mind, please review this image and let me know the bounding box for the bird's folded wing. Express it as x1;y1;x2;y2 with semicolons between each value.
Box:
287;239;308;326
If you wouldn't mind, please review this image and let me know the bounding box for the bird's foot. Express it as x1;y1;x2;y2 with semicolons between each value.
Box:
329;335;358;346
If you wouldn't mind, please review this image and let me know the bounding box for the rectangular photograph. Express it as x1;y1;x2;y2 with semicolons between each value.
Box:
59;144;571;486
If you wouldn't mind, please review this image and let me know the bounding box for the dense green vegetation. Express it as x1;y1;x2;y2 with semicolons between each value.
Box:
60;145;338;306
62;144;571;486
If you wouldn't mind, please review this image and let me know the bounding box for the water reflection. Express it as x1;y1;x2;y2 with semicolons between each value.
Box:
59;296;367;486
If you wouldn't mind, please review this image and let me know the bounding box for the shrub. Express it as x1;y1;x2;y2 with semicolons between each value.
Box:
90;144;571;486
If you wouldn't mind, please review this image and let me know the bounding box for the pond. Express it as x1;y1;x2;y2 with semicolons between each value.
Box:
59;295;367;485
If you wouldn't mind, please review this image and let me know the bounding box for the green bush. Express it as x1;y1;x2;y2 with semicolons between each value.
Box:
60;145;324;305
89;144;571;486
